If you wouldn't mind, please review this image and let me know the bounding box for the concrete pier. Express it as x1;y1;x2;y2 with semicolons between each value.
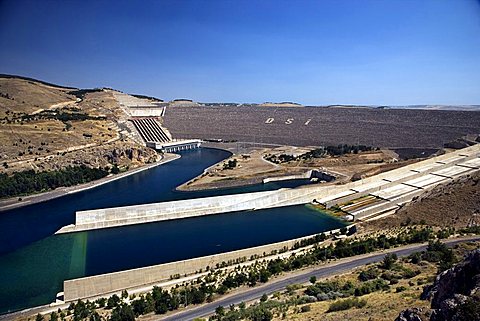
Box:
56;144;480;234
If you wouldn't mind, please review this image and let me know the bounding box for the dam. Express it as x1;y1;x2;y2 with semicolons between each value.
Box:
57;143;480;234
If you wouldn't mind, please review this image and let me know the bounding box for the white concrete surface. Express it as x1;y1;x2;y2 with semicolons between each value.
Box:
410;162;446;173
371;184;418;200
350;179;391;193
403;174;449;188
436;155;468;164
432;165;475;178
317;190;357;204
457;157;480;169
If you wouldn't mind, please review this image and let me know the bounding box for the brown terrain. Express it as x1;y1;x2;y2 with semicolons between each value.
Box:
0;76;160;176
179;144;413;191
273;241;480;321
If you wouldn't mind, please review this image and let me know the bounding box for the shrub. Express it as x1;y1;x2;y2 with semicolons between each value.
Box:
354;279;389;296
107;294;121;309
408;252;422;264
382;253;398;270
396;286;407;293
300;305;311;313
110;304;135;321
401;268;420;279
327;298;367;312
358;268;379;281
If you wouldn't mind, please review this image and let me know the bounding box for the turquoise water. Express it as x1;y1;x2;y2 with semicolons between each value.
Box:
0;148;346;314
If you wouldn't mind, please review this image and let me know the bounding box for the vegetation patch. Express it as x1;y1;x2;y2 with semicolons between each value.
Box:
68;89;103;99
0;166;109;198
327;297;367;312
264;144;376;164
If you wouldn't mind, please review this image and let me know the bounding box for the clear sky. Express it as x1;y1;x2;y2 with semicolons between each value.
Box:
1;0;479;105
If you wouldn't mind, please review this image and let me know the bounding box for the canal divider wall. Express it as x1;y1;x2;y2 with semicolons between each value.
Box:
63;226;348;302
56;185;351;234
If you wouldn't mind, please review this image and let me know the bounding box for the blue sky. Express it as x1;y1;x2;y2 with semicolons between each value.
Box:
1;0;479;105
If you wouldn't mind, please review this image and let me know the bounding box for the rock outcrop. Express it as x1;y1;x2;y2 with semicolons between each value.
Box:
394;308;425;321
397;249;480;321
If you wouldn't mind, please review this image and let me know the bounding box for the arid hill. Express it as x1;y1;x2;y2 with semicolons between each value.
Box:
0;75;159;176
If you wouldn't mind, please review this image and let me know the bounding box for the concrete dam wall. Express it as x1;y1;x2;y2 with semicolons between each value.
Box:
162;105;480;149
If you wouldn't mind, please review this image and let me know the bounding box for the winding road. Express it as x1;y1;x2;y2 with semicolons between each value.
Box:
160;236;480;321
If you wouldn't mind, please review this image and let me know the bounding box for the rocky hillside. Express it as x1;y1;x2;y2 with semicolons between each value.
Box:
0;75;160;177
396;249;480;321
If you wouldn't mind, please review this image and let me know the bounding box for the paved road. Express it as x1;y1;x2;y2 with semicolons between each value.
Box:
160;237;480;321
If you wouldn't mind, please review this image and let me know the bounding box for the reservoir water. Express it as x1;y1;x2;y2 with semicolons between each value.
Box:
0;148;346;314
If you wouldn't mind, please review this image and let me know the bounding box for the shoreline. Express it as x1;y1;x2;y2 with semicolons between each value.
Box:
0;153;181;213
176;142;309;192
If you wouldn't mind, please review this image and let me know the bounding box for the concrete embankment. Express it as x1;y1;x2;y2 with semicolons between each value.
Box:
262;171;312;184
57;144;480;234
56;187;333;233
262;169;335;184
63;227;347;302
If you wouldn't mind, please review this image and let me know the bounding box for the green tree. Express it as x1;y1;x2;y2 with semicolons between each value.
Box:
215;305;225;317
107;294;121;309
250;306;273;321
89;311;101;321
73;300;91;321
110;304;135;321
381;253;397;270
131;297;147;316
259;269;271;283
49;312;58;321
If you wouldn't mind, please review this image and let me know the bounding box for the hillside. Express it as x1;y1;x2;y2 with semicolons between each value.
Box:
0;76;159;183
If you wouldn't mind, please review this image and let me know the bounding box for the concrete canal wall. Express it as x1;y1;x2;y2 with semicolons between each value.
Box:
63;227;346;302
56;185;349;233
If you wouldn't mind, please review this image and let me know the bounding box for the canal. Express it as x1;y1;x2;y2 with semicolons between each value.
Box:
0;148;346;314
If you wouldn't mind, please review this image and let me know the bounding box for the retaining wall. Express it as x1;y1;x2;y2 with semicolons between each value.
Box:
63;227;345;301
263;170;312;184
